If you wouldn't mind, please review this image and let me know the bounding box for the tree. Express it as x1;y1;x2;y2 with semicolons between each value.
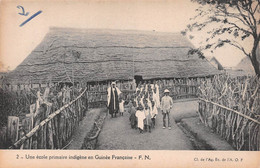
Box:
182;0;260;75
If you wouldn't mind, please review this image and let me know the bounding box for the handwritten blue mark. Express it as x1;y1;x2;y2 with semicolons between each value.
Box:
17;5;29;16
19;10;42;27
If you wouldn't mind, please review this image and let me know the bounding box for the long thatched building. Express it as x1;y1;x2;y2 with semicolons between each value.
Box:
7;27;220;86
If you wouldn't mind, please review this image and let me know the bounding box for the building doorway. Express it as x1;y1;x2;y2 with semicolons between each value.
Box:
134;75;143;86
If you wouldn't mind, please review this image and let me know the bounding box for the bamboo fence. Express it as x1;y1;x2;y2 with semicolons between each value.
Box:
6;86;88;149
198;74;260;150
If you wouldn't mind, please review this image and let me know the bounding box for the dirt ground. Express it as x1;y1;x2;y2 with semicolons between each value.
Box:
172;99;198;122
97;101;198;150
66;100;233;150
67;108;103;149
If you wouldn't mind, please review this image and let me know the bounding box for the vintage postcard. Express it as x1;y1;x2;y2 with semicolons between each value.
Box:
0;0;260;167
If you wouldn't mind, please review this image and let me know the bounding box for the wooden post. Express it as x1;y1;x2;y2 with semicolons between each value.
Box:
43;87;50;102
42;105;53;149
7;116;19;145
30;104;36;114
63;112;67;146
35;113;43;149
59;113;65;148
21;114;33;149
0;126;7;148
53;116;60;149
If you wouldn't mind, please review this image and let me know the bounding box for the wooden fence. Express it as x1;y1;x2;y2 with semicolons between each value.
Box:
8;88;88;149
198;75;260;151
87;80;136;108
1;77;208;112
142;77;210;100
1;77;211;148
86;77;210;108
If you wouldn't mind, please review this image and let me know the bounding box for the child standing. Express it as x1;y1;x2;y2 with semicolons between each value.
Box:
135;105;146;133
161;89;173;130
128;101;137;129
144;101;152;133
119;97;125;116
154;83;160;108
151;101;158;128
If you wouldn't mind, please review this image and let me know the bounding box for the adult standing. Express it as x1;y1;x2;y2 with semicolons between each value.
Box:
107;81;121;118
161;89;173;130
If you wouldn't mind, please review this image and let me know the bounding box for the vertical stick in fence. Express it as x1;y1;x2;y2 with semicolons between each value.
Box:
53;116;60;149
21;114;33;149
0;126;7;148
7;116;19;146
46;105;54;149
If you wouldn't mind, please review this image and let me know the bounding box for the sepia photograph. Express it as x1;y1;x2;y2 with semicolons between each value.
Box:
0;0;260;167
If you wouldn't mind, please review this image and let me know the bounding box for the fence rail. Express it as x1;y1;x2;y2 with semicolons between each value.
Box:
198;98;260;151
197;74;260;151
199;98;260;125
2;77;210;149
9;88;88;149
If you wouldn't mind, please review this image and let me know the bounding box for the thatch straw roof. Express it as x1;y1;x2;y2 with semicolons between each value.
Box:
8;27;220;84
234;57;255;76
210;57;224;70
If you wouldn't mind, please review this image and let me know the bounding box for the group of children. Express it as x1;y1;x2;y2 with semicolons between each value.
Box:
117;82;173;133
126;83;161;133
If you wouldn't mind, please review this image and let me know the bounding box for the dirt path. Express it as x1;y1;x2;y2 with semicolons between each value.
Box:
97;100;197;150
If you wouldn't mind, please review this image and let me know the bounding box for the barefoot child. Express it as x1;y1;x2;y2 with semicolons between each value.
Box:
128;101;137;129
144;101;152;133
119;97;125;116
135;105;146;133
151;101;158;128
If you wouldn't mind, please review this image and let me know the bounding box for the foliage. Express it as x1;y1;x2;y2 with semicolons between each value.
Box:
183;0;260;75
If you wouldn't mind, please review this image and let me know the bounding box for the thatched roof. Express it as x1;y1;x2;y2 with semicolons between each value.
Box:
235;45;259;76
235;57;255;76
210;57;224;70
8;27;220;84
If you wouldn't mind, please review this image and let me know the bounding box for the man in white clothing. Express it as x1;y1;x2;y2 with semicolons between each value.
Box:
161;89;173;130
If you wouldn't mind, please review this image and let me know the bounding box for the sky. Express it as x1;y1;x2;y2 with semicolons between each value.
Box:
0;0;248;71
